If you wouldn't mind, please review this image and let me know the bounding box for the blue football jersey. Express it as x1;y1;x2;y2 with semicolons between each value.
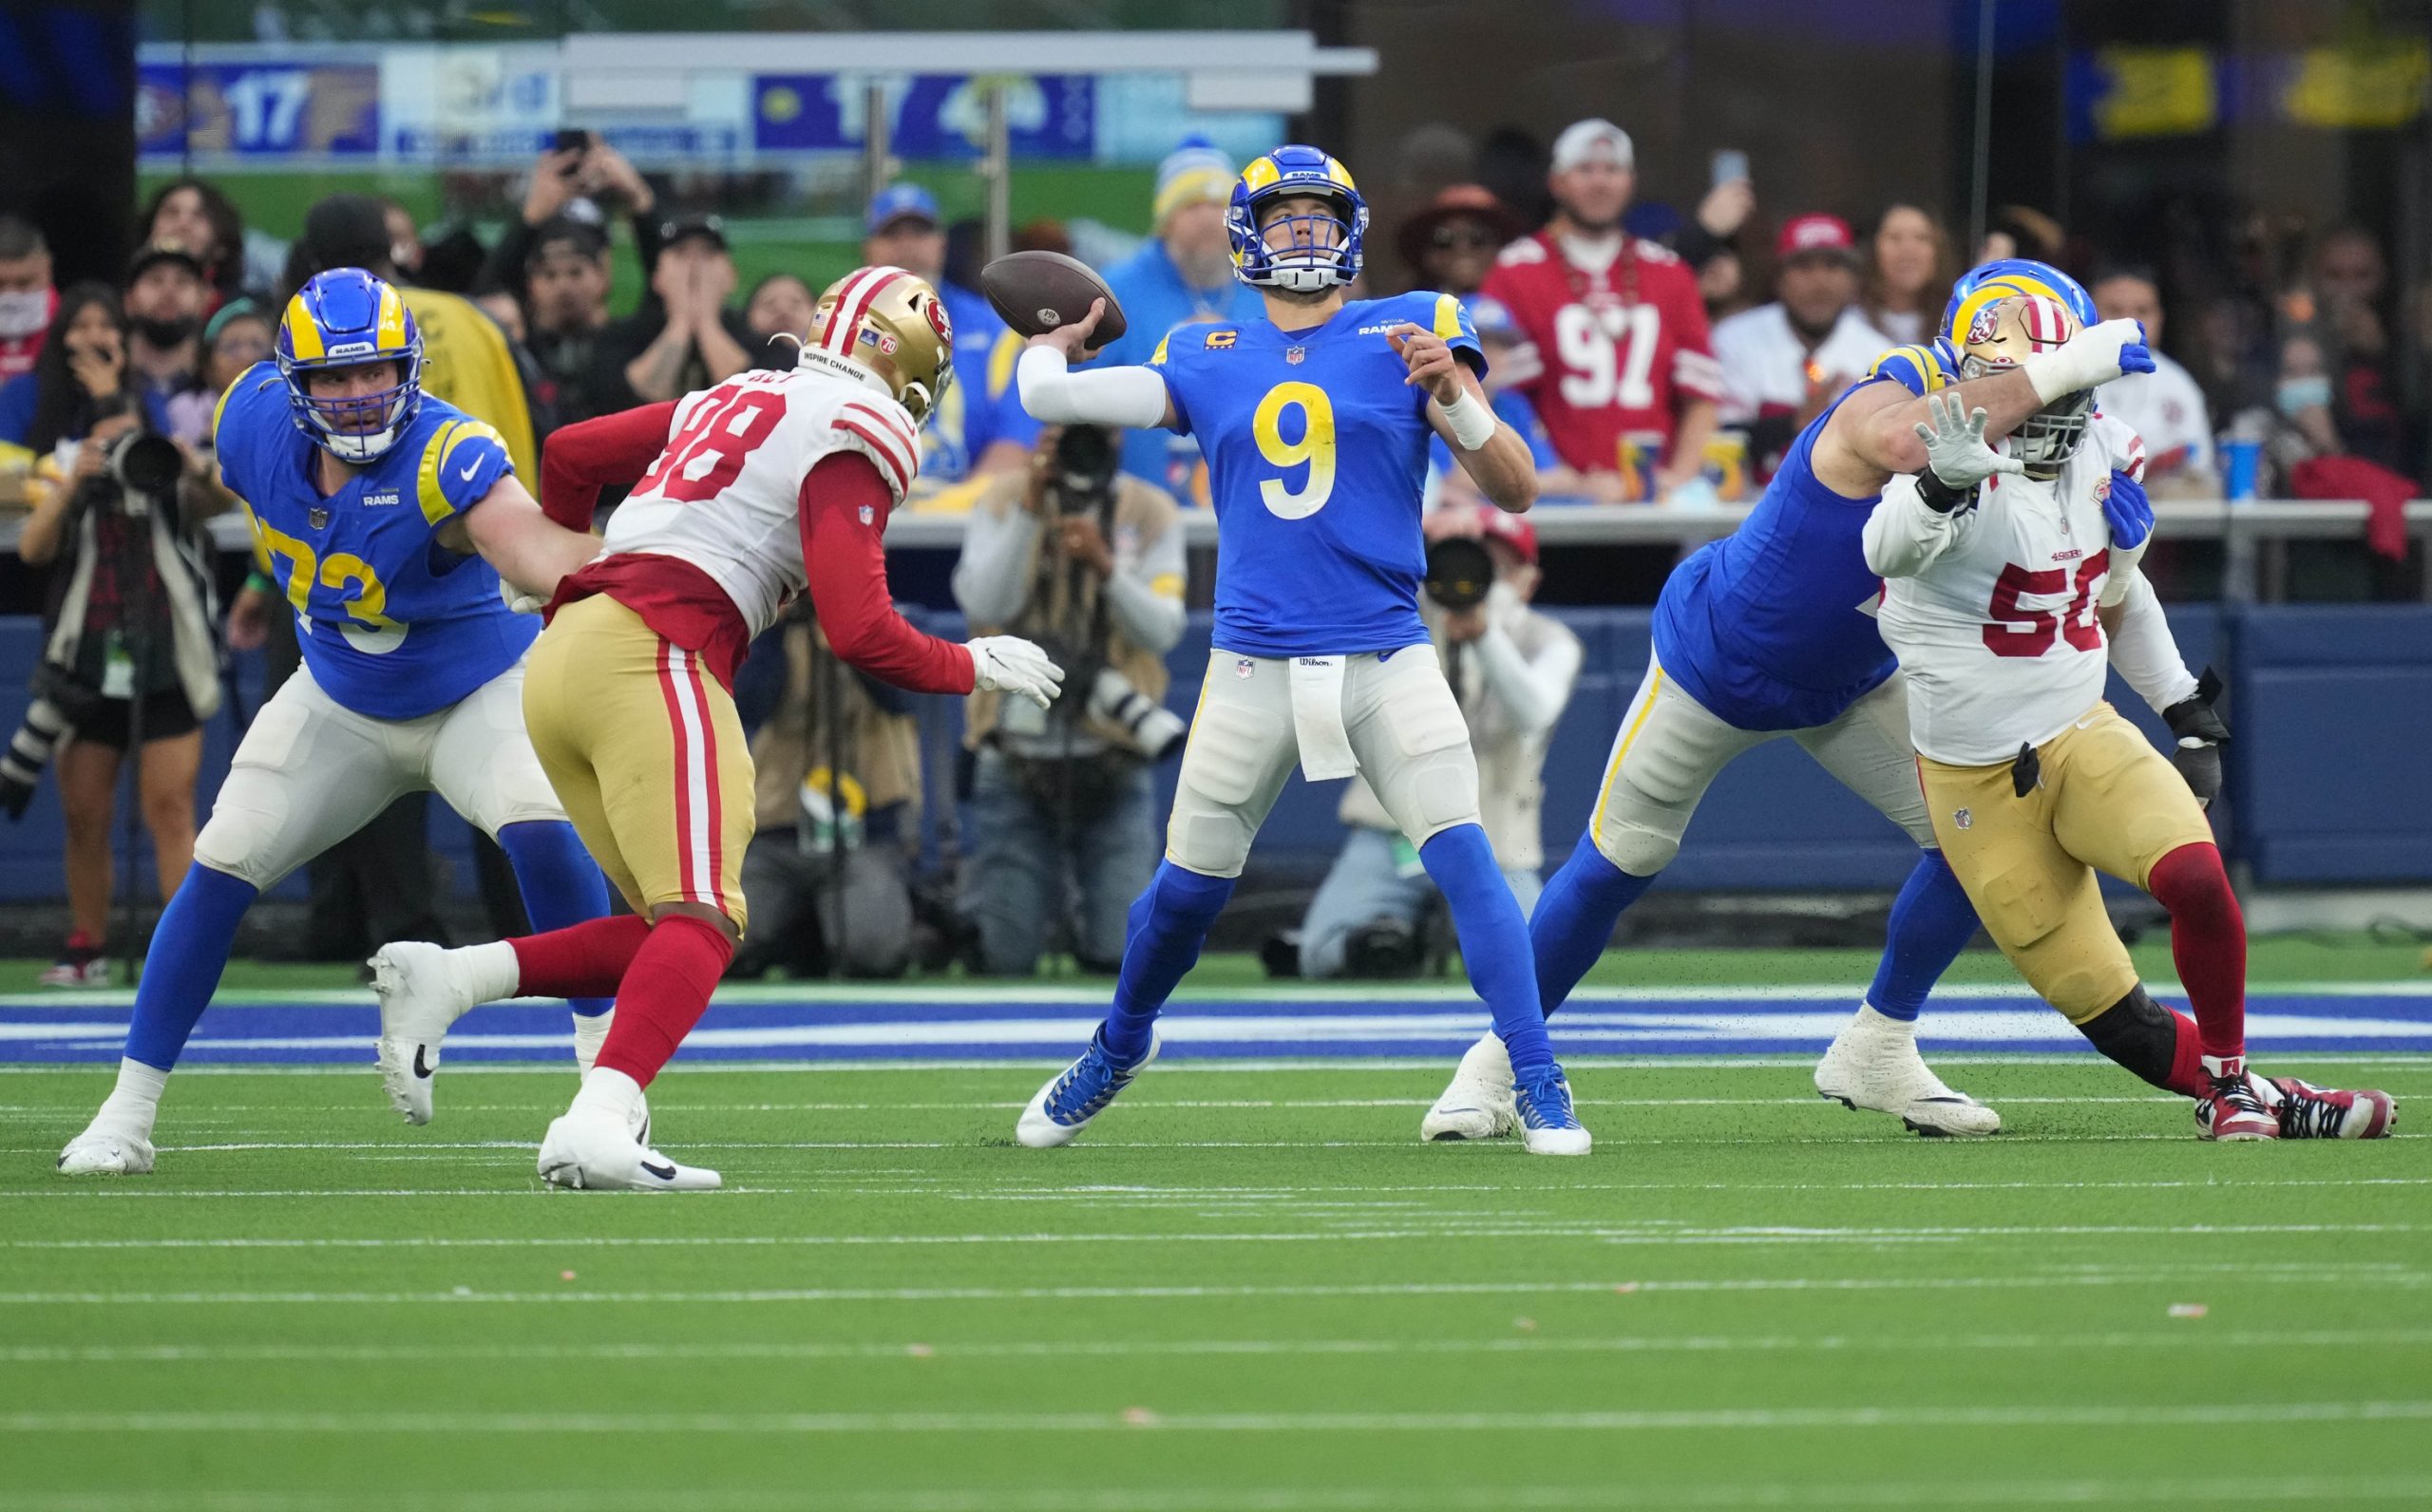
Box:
922;282;1039;483
1650;341;1954;731
215;360;540;721
1152;292;1483;657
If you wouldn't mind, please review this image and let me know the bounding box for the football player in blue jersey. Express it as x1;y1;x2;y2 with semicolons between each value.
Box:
1015;144;1591;1154
1419;258;2161;1141
57;269;615;1175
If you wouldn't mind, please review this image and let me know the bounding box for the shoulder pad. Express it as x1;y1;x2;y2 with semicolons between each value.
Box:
1865;342;1958;397
1632;238;1682;266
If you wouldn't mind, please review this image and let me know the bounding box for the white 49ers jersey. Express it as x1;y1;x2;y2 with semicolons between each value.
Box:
1869;412;2147;766
599;364;922;638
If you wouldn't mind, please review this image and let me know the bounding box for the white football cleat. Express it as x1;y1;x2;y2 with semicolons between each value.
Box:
1814;1003;2001;1137
56;1123;155;1176
1421;1033;1519;1142
1016;1026;1158;1149
537;1107;720;1192
370;941;492;1125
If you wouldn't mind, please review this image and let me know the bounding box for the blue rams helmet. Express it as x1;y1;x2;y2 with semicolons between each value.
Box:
276;268;425;465
1941;257;2097;348
1227;145;1368;293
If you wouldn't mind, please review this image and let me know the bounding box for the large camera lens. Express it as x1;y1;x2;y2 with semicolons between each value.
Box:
1423;535;1493;611
1054;425;1119;491
106;432;183;496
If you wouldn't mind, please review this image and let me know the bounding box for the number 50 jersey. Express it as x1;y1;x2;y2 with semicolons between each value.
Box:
1150;291;1482;657
215;360;537;721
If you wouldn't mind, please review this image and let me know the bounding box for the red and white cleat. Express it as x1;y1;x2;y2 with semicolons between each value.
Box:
2268;1077;2396;1140
2195;1056;2279;1142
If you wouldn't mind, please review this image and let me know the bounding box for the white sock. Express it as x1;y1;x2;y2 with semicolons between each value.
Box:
570;1066;643;1123
93;1057;168;1136
1854;1002;1917;1035
460;940;521;1004
572;1010;615;1076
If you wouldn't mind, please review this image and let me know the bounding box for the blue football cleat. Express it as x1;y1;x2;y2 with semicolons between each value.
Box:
1016;1024;1159;1148
1514;1067;1591;1156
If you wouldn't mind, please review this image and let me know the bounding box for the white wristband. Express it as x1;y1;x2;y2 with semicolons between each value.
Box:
1438;387;1497;451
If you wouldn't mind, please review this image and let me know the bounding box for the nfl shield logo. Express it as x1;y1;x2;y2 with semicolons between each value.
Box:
1954;808;1973;831
858;504;876;525
308;506;329;530
1284;347;1306;365
1235;657;1254;679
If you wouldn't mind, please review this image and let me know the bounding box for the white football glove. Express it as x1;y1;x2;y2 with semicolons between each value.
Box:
500;579;547;615
967;635;1065;710
1911;390;2024;500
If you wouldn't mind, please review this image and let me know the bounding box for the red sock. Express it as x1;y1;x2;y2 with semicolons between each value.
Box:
510;915;652;999
2147;842;2246;1065
2159;1005;2212;1098
593;915;733;1089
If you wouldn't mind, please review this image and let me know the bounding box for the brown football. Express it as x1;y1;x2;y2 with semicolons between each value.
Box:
979;250;1130;349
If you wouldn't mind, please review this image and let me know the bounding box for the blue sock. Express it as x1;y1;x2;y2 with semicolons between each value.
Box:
497;821;615;1017
1420;824;1555;1083
1104;860;1233;1064
1865;848;1980;1023
1529;832;1657;1019
123;863;258;1071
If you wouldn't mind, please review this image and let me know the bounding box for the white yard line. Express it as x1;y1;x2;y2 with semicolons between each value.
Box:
2;1268;2421;1305
3;1401;2429;1435
12;1326;2430;1366
9;1221;2421;1252
3;1052;2429;1074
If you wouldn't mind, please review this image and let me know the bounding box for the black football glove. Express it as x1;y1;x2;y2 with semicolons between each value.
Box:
2162;668;2230;809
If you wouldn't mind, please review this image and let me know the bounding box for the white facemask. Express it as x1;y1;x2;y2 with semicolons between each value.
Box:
0;289;53;340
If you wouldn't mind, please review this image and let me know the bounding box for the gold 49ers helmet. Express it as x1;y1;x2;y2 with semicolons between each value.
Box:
1955;292;2087;480
801;264;955;425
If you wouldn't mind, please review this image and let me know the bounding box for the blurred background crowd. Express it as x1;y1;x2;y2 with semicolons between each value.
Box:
0;0;2425;987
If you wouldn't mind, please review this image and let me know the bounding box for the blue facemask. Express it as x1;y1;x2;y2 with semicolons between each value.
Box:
2276;375;2331;416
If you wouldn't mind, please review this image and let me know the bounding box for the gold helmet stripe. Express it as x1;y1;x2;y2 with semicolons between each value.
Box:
821;265;910;357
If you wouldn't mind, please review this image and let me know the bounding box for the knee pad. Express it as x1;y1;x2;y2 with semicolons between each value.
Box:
2078;984;2179;1087
1377;688;1478;840
1592;816;1681;877
1167;697;1286;879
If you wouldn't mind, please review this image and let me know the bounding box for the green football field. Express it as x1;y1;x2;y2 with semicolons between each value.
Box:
2;939;2427;1508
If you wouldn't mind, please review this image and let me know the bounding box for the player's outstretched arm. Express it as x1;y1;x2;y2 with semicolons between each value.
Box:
452;475;604;603
1812;318;2154;499
1863;394;2024;577
539;401;681;530
1396;325;1536;512
1016;299;1178;431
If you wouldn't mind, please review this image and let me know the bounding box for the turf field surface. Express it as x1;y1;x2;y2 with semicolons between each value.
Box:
2;1049;2427;1509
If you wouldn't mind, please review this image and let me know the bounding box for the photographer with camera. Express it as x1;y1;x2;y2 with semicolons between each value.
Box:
952;424;1187;974
9;284;222;986
1290;505;1579;978
727;612;926;980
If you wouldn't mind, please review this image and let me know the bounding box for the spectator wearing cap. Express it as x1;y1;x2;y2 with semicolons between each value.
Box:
514;217;623;429
591;215;753;408
1396;185;1523;299
1289;503;1580;979
0;216;56;386
122;241;212;446
1479;119;1724;502
1091;135;1266;492
862;183;1036;491
1709;213;1891;478
286;193;541;478
477;136;662;325
2091;268;2217;499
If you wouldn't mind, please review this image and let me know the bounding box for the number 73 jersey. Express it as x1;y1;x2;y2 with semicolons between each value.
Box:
1150;292;1482;657
1874;411;2148;766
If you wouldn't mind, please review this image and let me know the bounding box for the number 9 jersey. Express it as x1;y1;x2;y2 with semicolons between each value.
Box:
215;360;537;721
1150;291;1483;657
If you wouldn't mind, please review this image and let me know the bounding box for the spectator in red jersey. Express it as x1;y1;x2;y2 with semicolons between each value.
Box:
1396;184;1523;299
1709;214;1891;480
1479;119;1724;502
0;217;56;387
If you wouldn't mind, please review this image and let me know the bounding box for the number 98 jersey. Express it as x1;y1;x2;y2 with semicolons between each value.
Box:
598;366;924;640
1150;292;1482;657
215;361;537;721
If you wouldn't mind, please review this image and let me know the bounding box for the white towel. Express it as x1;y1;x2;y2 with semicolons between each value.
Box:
1288;654;1358;782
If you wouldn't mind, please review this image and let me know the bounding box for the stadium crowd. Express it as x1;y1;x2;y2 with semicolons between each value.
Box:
0;121;2425;985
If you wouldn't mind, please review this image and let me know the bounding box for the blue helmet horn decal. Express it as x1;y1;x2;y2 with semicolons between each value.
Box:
276;268;427;466
1226;144;1370;293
